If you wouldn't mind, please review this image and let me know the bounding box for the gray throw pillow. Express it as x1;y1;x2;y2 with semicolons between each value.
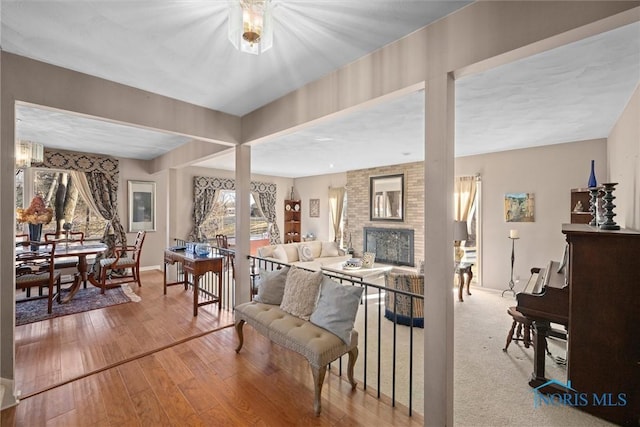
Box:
310;276;364;344
297;244;315;262
280;266;323;320
254;266;290;305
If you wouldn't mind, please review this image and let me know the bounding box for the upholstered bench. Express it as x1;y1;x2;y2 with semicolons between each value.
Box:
234;301;359;416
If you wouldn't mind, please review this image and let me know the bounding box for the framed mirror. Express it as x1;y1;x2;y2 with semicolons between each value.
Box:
370;174;404;221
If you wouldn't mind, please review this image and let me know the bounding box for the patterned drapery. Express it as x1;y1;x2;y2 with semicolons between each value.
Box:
34;148;119;182
192;176;281;244
85;170;128;271
188;187;217;242
33;149;125;266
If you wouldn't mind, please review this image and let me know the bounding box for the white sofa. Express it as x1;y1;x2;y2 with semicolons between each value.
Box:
256;240;350;270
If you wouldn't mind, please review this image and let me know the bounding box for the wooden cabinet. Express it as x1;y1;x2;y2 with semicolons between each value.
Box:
570;188;593;224
562;224;640;425
284;199;301;243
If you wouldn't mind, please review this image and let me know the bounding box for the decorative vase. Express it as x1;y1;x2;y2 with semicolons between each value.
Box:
587;160;597;188
28;223;42;251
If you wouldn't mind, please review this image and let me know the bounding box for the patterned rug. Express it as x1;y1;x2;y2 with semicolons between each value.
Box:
16;286;134;326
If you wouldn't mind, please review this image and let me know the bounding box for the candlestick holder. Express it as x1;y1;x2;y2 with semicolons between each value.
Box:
588;187;600;226
502;235;519;297
599;183;620;230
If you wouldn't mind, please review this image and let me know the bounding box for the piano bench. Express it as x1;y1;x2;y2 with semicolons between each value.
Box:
503;307;533;352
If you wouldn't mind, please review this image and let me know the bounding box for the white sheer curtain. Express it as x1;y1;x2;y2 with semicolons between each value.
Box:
328;187;346;243
454;176;477;222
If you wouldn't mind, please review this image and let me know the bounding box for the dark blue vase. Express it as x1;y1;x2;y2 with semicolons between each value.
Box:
28;223;42;251
588;160;597;188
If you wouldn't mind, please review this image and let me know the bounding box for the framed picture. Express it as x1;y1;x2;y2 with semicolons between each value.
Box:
370;174;404;221
128;181;156;232
309;198;320;217
504;192;535;222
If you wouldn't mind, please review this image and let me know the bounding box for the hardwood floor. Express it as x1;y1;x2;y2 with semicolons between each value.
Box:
3;270;422;426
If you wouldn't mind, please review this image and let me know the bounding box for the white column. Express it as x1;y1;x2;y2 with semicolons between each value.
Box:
424;73;455;426
234;144;251;305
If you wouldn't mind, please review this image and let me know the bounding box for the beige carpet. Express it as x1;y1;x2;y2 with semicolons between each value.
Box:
351;283;615;426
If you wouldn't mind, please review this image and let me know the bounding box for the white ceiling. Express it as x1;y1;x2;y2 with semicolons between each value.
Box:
3;2;639;178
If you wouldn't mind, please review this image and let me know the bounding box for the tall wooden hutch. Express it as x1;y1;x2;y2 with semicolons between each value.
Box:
284;199;301;243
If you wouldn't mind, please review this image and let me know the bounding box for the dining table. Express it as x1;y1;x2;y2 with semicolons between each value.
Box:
16;242;108;303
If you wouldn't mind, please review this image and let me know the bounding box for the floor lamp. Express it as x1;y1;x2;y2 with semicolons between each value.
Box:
502;229;519;297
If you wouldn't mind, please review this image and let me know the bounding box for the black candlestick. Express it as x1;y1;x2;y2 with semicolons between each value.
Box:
502;237;519;297
599;183;620;230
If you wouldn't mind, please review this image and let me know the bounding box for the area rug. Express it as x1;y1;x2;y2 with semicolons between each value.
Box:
16;285;135;326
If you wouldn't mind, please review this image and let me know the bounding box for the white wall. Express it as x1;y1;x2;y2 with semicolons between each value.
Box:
608;85;640;231
118;158;168;270
293;172;347;241
455;139;607;290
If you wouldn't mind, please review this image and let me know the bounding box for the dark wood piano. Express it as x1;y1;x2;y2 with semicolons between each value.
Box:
516;224;640;426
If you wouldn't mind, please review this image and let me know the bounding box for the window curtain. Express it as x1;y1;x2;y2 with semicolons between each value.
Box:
190;177;280;244
85;170;128;270
33;149;123;271
252;190;281;244
70;171;102;218
328;187;345;242
454;175;478;222
188;187;218;242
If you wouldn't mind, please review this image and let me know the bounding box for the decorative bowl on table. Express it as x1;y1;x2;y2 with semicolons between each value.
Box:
343;258;362;270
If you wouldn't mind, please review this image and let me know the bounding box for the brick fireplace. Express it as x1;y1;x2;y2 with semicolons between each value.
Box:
363;227;415;267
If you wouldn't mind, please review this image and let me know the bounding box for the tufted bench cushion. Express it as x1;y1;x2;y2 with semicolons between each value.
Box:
234;301;358;415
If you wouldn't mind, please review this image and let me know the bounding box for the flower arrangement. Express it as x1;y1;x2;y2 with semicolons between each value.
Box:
16;194;53;225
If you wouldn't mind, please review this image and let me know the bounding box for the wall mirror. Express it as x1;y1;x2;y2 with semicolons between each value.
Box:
370;174;404;221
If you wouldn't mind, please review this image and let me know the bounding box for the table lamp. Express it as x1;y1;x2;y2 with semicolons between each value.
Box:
453;221;469;262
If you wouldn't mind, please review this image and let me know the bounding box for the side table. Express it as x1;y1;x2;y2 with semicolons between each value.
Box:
455;262;473;302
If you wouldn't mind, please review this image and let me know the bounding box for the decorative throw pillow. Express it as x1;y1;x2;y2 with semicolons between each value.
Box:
254;266;290;305
320;241;340;257
272;245;288;262
280;266;323;320
310;276;364;344
297;244;315;262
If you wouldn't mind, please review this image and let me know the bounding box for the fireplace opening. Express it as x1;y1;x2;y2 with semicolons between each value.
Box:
363;227;414;267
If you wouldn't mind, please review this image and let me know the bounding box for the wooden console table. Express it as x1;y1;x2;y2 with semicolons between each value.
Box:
163;249;224;316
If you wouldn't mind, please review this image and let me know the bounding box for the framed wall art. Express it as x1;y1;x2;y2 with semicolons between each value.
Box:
504;192;535;222
309;198;320;217
128;180;156;232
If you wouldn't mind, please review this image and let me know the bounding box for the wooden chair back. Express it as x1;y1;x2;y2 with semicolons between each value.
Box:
215;234;229;249
15;234;30;248
15;241;61;313
44;231;85;245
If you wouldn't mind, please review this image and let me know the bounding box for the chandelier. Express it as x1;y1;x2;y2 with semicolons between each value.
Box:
15;140;44;169
228;0;273;55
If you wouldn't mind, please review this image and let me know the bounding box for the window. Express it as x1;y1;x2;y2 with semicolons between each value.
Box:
200;190;268;239
16;168;107;238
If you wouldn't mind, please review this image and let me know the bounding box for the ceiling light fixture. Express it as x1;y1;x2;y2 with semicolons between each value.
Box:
15;140;44;169
228;0;274;55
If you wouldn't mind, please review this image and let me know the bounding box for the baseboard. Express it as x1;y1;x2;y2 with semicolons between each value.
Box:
1;378;19;410
140;265;161;272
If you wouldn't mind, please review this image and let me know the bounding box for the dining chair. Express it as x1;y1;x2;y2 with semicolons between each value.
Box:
98;230;146;294
16;241;61;314
45;231;86;288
